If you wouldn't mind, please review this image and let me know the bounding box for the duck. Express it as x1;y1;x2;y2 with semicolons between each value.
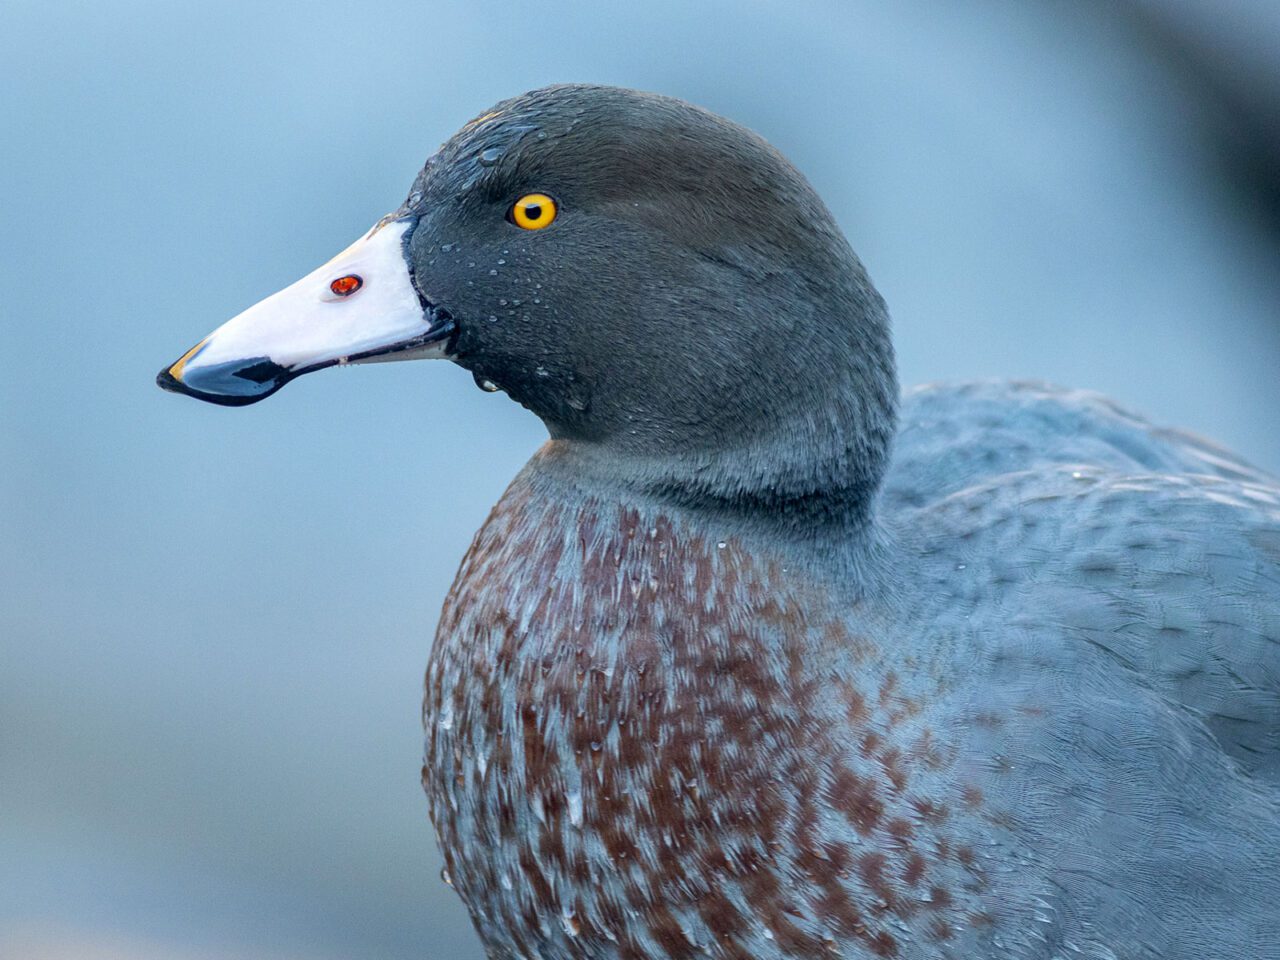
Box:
159;84;1280;960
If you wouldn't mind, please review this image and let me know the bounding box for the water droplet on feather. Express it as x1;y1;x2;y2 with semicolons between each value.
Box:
561;906;580;937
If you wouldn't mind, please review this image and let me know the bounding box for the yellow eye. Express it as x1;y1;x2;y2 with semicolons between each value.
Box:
510;193;558;230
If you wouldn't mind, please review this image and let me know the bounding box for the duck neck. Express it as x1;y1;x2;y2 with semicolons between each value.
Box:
534;374;897;587
556;340;897;532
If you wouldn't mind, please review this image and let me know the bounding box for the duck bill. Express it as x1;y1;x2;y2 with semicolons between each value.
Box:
157;217;454;406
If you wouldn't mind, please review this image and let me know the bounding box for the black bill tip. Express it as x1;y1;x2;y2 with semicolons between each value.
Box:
156;357;295;407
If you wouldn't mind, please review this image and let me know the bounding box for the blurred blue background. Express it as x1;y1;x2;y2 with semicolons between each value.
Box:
3;1;1279;957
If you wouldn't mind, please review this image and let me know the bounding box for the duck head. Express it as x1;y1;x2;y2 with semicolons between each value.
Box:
160;84;896;513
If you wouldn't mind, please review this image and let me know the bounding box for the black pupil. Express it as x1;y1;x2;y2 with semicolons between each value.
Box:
523;202;543;221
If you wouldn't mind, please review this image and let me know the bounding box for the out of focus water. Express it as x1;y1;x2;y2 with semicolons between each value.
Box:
2;2;1278;958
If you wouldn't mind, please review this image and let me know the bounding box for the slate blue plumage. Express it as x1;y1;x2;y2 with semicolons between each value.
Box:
161;85;1280;959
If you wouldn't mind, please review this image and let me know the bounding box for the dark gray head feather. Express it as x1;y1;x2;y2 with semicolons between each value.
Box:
401;84;896;524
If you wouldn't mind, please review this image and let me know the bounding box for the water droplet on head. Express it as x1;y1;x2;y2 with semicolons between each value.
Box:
474;373;501;393
487;315;498;323
478;146;502;165
440;866;453;887
440;242;455;252
489;268;498;276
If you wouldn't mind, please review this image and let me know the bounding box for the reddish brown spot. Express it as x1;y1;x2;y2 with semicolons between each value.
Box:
858;852;897;913
647;908;699;959
902;851;927;886
698;887;746;942
768;908;825;955
844;685;869;723
878;747;909;792
517;846;553;905
867;930;898;957
830;766;884;834
912;797;950;824
798;845;841;887
962;784;985;808
812;888;866;938
878;672;898;707
886;817;915;842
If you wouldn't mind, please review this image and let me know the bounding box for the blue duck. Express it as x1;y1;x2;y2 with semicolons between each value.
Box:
159;85;1280;959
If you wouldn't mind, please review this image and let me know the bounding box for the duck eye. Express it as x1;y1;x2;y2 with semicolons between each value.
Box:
329;274;363;297
509;193;558;230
